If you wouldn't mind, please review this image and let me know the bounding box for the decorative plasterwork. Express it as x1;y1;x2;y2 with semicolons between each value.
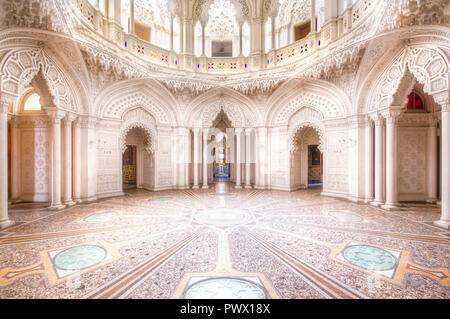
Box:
206;0;239;41
277;0;310;27
0;0;72;35
119;107;157;153
378;0;450;33
0;48;78;113
288;119;326;153
102;91;171;125
122;0;170;30
366;46;449;113
273;92;342;125
200;96;253;127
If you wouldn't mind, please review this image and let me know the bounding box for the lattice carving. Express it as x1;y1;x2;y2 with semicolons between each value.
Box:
275;92;341;125
119;108;157;154
369;46;449;112
288;107;326;153
103;92;170;124
1;48;77;112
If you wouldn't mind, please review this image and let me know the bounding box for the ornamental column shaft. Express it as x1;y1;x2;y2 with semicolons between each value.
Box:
193;129;200;189
235;128;242;188
202;129;209;188
129;0;135;34
311;0;316;32
382;111;400;210
365;120;374;202
0;102;14;229
62;116;75;206
73;119;81;202
427;118;438;202
10;118;20;202
201;23;206;57
271;17;276;51
170;17;174;51
48;111;65;209
239;23;243;57
371;114;384;206
245;128;252;188
435;105;450;229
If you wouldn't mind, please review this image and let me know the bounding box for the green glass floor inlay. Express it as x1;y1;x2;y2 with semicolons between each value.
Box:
343;245;397;271
54;245;107;271
184;278;266;299
84;212;118;222
329;211;363;222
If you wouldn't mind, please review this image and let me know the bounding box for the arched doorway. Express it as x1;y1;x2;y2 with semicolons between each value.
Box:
290;126;323;190
209;110;234;183
121;127;154;191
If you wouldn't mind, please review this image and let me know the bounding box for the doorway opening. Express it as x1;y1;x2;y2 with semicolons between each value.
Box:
122;145;137;190
291;126;323;190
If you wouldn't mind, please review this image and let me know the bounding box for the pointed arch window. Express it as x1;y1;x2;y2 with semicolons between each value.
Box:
23;92;42;112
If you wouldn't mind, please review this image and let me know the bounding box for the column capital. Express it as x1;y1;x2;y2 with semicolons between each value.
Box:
368;112;383;125
381;108;402;124
63;113;77;126
47;109;67;123
365;115;374;127
245;127;254;135
235;127;243;134
0;99;11;114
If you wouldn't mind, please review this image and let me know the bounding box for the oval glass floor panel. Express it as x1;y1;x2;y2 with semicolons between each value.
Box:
184;278;266;299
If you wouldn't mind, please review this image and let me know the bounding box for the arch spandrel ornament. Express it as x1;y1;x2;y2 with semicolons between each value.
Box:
272;92;344;126
103;91;171;125
1;48;78;113
119;108;157;154
367;46;449;113
200;96;253;128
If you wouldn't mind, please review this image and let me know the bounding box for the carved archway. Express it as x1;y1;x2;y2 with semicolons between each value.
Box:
0;48;79;112
119;108;157;154
365;46;449;113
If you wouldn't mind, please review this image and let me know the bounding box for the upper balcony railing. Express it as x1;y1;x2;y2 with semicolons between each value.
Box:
76;0;375;74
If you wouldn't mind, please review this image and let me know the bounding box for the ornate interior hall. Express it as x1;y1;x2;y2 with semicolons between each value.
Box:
0;0;449;299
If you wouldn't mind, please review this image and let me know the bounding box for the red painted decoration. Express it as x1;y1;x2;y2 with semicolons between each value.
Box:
406;92;424;110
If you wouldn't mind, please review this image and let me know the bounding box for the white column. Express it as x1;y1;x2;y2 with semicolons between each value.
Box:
193;128;200;189
129;0;135;34
256;127;268;189
235;128;243;188
365;119;374;203
62;115;75;206
0;101;14;229
170;16;174;51
435;104;450;229
287;23;293;44
73;118;81;202
239;22;243;57
382;110;400;210
371;114;384;206
300;146;308;188
185;129;190;188
10;118;20;202
427;117;437;203
245;128;252;188
49;111;66;209
270;16;276;51
201;22;206;57
311;0;316;32
202;129;209;188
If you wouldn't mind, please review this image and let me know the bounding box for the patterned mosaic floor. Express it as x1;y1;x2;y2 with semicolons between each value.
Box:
1;184;449;299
